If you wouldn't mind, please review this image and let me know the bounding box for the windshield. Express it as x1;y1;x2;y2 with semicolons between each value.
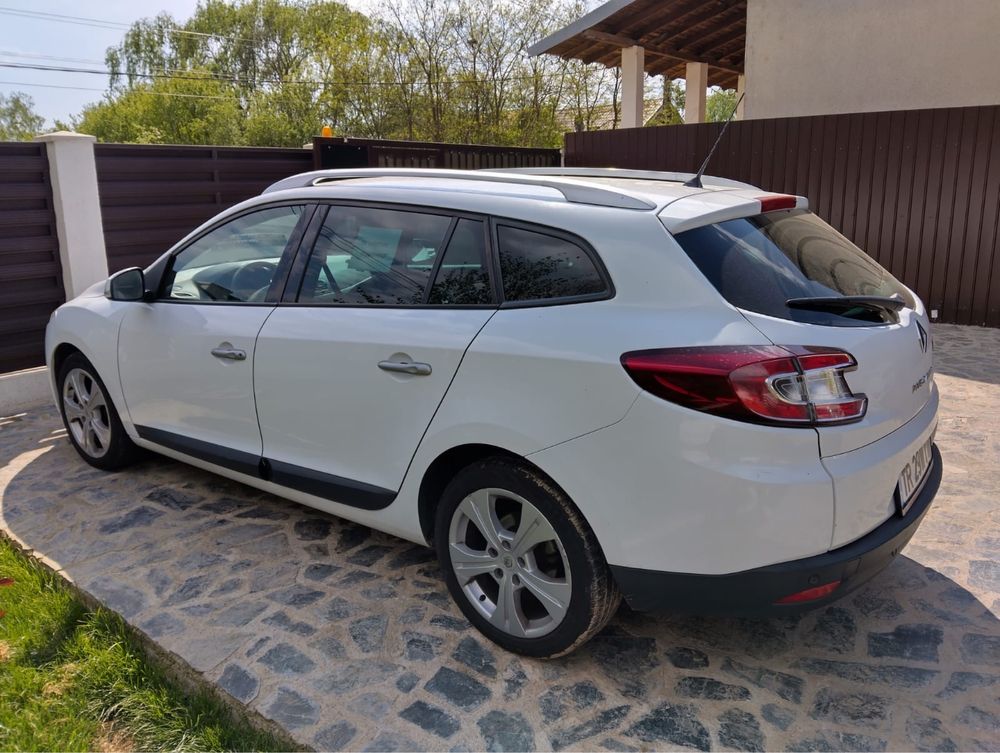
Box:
674;209;914;326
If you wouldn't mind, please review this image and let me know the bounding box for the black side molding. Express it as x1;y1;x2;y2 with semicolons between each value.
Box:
134;425;396;510
267;459;395;510
135;425;260;477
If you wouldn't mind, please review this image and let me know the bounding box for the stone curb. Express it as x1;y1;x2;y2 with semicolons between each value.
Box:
0;528;310;753
0;367;51;416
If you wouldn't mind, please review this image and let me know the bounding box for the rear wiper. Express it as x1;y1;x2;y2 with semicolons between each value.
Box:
786;295;906;313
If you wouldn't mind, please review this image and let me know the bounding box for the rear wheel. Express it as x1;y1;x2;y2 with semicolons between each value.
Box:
435;457;620;657
58;353;140;471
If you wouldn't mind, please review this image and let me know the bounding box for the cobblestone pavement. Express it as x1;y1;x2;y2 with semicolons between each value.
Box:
2;323;999;752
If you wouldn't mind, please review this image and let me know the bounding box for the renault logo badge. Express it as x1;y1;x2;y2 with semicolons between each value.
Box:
916;321;929;353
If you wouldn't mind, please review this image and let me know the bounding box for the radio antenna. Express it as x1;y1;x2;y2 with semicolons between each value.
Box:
684;91;745;188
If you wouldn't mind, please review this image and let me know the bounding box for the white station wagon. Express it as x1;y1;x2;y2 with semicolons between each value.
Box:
45;168;940;657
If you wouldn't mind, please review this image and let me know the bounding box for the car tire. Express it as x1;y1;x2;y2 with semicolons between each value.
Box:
435;456;620;658
57;352;141;471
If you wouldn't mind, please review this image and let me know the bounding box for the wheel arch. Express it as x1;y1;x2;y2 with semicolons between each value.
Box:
51;342;84;379
416;442;599;550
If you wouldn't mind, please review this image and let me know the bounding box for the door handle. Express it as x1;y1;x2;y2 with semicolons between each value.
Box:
378;360;432;376
211;346;247;361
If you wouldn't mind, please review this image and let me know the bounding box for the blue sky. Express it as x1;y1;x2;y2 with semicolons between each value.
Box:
0;0;374;126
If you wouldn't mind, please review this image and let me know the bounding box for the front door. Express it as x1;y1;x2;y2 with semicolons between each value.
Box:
118;204;311;471
254;204;497;508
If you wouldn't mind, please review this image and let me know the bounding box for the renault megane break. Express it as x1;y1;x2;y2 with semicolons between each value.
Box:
45;167;941;657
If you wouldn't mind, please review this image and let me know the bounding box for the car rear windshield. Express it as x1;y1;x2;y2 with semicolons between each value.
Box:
674;209;914;326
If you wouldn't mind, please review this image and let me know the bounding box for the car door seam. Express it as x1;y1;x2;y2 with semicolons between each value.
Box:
251;303;281;473
395;308;502;493
113;311;135;428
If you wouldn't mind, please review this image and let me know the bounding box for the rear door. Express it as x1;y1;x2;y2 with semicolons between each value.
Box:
672;208;934;457
253;204;496;508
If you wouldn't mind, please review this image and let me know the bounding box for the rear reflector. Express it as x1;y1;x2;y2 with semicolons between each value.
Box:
758;194;797;213
774;580;841;604
620;346;867;427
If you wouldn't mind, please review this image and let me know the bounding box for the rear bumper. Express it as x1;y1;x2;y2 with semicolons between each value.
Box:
611;444;941;615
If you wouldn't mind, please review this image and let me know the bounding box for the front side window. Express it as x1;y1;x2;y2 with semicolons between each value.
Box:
298;205;452;305
163;205;305;302
497;224;608;303
674;209;914;326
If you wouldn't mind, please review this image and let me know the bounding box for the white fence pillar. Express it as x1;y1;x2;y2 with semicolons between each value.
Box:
34;131;108;298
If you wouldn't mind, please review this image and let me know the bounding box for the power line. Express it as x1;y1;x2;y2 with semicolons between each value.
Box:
0;49;107;66
0;6;254;45
0;60;594;90
0;79;231;100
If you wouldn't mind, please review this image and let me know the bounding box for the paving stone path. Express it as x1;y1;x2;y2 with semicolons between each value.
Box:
1;323;999;751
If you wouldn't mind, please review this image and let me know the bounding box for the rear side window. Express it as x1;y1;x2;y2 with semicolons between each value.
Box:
674;209;914;326
297;205;452;305
497;224;608;303
428;219;493;305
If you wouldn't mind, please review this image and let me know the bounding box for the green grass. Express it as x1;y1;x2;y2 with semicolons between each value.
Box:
0;537;288;752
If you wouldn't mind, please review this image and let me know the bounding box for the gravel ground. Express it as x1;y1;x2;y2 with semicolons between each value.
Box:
1;322;998;752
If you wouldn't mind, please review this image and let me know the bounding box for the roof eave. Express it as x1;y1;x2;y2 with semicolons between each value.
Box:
526;0;637;57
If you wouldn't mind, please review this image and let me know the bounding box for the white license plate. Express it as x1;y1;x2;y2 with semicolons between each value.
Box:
896;434;934;516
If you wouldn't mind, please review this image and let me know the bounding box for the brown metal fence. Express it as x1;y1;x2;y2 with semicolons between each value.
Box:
95;144;314;272
0;142;63;373
313;136;561;170
565;105;1000;327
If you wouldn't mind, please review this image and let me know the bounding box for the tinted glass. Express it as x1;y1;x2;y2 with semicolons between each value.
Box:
298;206;451;305
674;209;914;326
428;219;493;305
497;225;606;302
163;205;305;302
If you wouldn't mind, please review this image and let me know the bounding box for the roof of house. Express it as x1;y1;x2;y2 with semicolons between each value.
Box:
528;0;746;89
555;98;667;132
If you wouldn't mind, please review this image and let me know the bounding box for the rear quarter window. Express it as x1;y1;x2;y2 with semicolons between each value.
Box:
674;209;914;326
497;224;608;304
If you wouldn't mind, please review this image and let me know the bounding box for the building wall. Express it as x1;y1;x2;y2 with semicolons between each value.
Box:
744;0;1000;120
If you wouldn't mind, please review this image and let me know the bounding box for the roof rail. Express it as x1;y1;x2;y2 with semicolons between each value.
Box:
262;168;656;210
490;167;756;190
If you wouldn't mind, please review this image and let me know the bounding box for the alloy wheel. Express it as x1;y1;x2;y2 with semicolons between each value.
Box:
447;487;572;638
62;367;112;459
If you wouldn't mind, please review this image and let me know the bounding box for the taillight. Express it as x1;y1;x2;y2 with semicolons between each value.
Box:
620;346;866;427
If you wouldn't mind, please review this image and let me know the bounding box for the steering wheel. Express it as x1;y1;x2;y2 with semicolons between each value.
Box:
231;260;277;301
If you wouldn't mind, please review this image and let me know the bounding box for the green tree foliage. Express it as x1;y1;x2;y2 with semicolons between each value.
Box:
0;91;45;141
706;88;739;123
71;0;707;147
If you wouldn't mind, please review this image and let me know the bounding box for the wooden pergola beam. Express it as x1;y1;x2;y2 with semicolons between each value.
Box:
581;29;743;75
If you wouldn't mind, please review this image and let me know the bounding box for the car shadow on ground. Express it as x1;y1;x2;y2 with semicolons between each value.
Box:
2;406;998;752
929;323;1000;386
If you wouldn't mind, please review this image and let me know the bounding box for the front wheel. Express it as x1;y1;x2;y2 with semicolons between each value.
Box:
58;353;140;471
435;457;620;658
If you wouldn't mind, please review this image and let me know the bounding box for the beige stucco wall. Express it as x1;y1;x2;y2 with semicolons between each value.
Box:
744;0;1000;120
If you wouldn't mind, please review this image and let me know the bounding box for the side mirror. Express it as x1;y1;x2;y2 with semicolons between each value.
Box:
104;267;145;301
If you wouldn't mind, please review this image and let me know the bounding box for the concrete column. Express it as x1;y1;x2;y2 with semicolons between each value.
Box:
685;62;708;123
621;45;645;128
736;74;746;120
33;131;108;298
